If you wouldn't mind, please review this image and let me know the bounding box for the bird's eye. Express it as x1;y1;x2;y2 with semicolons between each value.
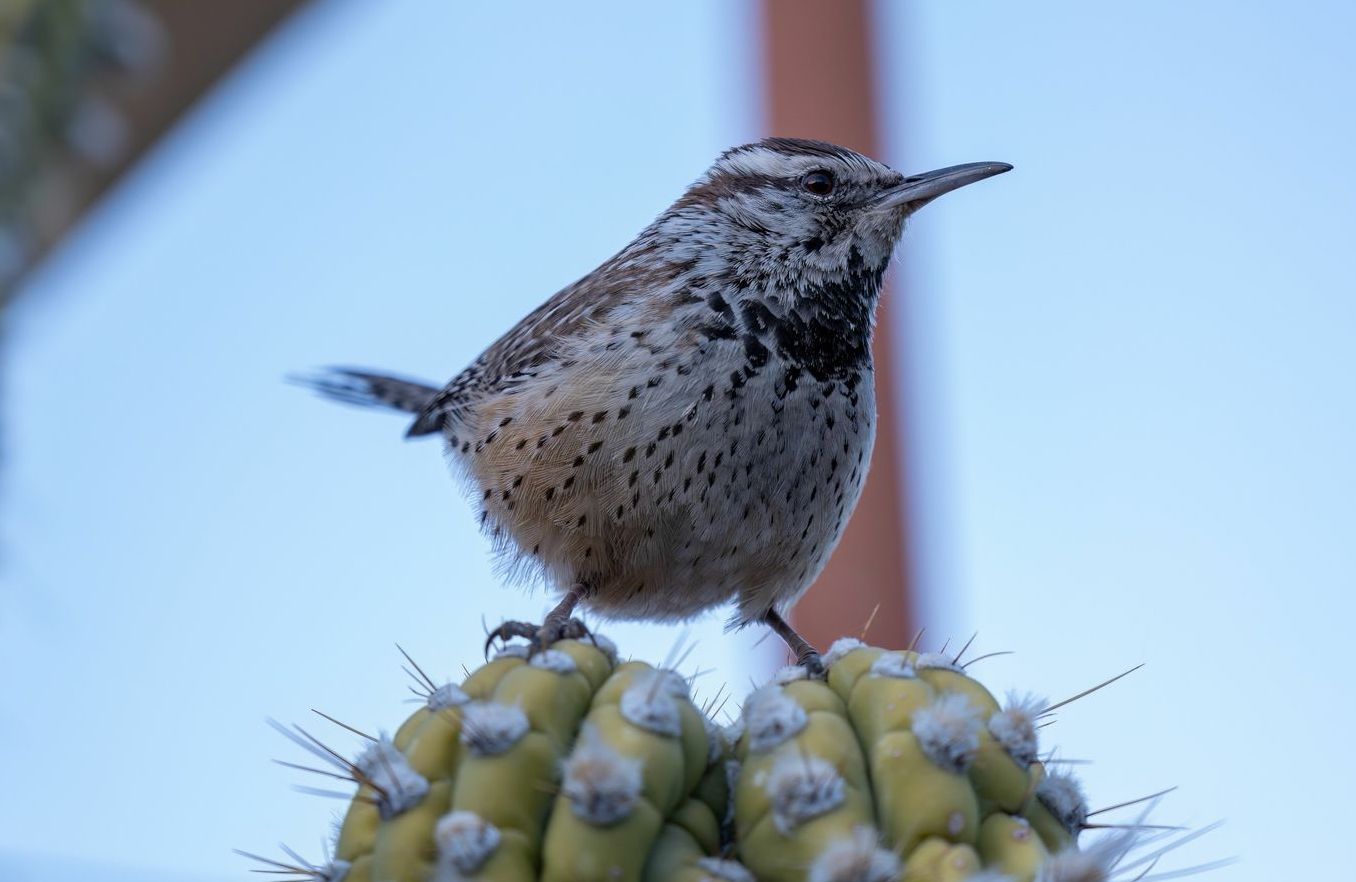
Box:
802;170;835;196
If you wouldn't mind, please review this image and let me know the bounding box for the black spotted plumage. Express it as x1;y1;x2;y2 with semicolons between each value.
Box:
297;137;1010;666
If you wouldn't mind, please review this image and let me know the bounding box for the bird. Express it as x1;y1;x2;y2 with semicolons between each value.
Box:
299;137;1010;674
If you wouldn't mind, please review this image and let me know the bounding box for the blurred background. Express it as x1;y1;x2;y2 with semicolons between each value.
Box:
1;1;1352;880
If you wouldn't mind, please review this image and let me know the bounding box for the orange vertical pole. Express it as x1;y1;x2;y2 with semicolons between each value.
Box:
760;0;915;652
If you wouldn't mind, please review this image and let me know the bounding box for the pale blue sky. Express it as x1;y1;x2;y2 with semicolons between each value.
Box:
883;4;1355;880
3;1;1352;880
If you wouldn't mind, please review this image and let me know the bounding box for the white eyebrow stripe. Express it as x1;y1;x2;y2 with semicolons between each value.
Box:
711;144;893;185
716;146;818;178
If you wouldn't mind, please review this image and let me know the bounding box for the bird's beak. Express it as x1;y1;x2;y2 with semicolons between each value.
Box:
869;161;1013;212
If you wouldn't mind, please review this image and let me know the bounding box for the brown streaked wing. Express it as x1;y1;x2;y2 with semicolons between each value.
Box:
407;248;666;436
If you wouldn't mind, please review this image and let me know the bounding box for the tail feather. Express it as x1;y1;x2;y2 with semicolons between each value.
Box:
291;368;441;429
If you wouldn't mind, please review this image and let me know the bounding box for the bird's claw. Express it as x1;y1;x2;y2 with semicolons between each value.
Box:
798;650;827;680
484;616;593;658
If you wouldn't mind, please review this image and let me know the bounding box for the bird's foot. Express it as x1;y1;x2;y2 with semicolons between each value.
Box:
484;615;593;658
798;649;827;680
765;608;827;679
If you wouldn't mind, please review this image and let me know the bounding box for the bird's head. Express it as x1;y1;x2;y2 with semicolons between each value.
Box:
658;137;1010;288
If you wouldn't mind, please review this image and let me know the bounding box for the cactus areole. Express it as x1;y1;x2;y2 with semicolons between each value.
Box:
247;637;1213;882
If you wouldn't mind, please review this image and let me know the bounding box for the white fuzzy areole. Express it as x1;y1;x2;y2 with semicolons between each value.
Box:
434;810;501;877
807;826;900;882
459;701;530;756
989;692;1045;766
528;648;578;674
868;652;917;680
590;633;620;664
1037;769;1089;833
765;751;846;835
773;664;809;684
912;692;983;773
354;738;429;817
427;682;471;712
822;636;867;667
561;724;644;825
695;856;757;882
915;651;964;673
619;670;683;737
653;667;692;699
742;686;808;753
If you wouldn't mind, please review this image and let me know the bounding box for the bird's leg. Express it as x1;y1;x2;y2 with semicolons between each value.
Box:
763;609;826;678
538;585;591;647
484;584;592;657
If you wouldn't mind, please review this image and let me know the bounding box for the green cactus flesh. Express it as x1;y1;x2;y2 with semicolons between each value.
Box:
303;639;744;882
732;640;1080;882
256;637;1178;882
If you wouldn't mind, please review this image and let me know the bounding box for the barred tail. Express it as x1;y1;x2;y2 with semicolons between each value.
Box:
291;368;443;437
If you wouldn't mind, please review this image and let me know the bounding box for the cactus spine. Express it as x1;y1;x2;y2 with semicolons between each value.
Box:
255;637;1214;882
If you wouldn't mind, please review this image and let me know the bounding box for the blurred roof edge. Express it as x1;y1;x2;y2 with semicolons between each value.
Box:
0;0;312;306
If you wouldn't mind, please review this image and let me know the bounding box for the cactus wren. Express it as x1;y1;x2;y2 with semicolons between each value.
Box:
301;138;1009;672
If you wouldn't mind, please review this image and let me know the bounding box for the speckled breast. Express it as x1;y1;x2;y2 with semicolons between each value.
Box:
446;327;877;625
